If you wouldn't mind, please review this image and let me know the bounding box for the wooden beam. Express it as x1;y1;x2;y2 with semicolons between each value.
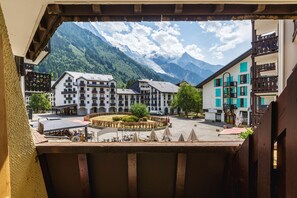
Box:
78;154;90;198
175;4;183;14
92;5;101;14
253;4;266;13
175;153;187;198
47;4;63;15
134;4;142;14
128;153;137;198
0;33;11;198
214;4;225;13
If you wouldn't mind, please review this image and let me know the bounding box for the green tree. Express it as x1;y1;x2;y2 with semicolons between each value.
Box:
29;94;51;113
192;90;203;116
171;82;202;118
130;103;149;118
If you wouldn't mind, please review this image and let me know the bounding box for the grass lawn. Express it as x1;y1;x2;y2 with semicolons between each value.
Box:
91;114;125;122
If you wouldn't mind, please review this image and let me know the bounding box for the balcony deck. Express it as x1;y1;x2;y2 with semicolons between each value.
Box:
36;141;241;198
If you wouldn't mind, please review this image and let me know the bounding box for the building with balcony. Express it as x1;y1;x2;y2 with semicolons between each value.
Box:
117;89;140;112
251;20;297;126
197;50;252;125
129;79;179;114
52;71;116;115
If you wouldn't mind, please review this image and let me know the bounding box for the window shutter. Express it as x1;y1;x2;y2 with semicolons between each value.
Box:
247;74;250;84
214;79;216;87
237;98;240;107
244;98;248;108
238;75;241;85
220;78;222;86
238;86;240;96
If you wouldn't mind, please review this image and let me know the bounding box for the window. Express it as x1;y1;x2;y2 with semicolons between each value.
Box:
73;94;75;97
215;99;221;107
215;88;221;97
68;100;71;104
240;74;247;84
87;101;89;104
64;100;66;104
214;78;221;87
73;100;75;103
240;62;248;72
240;86;247;96
87;88;89;91
240;98;244;107
87;95;89;97
237;98;248;108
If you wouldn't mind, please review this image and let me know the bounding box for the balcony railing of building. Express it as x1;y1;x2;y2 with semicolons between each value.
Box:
80;90;85;93
223;104;237;111
223;92;237;98
79;82;86;86
92;97;97;100
99;96;105;100
80;103;86;106
61;90;76;94
92;90;97;94
99;103;105;106
119;103;124;106
110;103;116;106
99;90;105;94
65;79;72;83
80;96;86;100
110;96;116;100
65;97;72;100
255;63;276;74
110;90;116;94
252;76;278;93
88;84;109;88
65;85;72;88
252;32;278;56
224;81;237;87
92;103;98;106
110;84;116;88
293;20;297;42
119;97;123;101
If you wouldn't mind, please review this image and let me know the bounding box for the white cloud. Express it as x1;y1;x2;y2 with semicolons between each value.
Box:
91;22;204;61
198;21;251;59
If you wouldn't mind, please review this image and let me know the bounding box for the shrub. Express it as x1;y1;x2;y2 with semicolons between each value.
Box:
239;128;253;139
112;116;122;121
122;115;139;122
130;103;149;118
139;117;148;121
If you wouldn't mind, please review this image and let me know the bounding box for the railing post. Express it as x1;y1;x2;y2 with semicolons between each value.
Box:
286;67;297;197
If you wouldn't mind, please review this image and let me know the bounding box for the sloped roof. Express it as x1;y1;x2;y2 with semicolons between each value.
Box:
52;71;114;88
117;89;139;95
67;71;113;81
148;81;179;93
196;49;252;88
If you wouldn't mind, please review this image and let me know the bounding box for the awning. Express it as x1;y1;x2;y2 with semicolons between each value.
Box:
40;120;88;133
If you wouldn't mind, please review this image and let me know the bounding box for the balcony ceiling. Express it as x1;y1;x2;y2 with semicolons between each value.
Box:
1;0;297;61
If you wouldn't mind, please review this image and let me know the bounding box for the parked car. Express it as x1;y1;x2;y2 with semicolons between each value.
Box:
150;110;164;116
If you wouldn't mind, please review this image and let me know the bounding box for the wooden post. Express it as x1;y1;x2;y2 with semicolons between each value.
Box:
78;154;91;198
175;153;187;198
0;35;11;197
128;153;137;198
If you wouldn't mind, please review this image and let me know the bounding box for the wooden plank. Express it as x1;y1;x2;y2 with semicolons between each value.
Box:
175;153;186;198
286;66;297;197
78;154;90;198
38;155;55;198
47;4;63;15
275;87;287;138
128;153;137;198
0;33;11;198
237;138;249;198
36;141;241;154
257;102;275;198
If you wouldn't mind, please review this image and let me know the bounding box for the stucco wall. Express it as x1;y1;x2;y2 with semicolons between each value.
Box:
0;6;47;198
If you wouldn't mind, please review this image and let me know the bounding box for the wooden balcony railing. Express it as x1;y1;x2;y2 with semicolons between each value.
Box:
223;93;237;98
255;63;276;74
252;33;278;56
252;76;278;93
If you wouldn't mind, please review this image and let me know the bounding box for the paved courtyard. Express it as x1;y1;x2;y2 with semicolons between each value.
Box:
32;113;242;142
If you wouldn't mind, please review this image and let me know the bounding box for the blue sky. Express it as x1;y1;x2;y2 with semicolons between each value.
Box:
88;21;251;65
